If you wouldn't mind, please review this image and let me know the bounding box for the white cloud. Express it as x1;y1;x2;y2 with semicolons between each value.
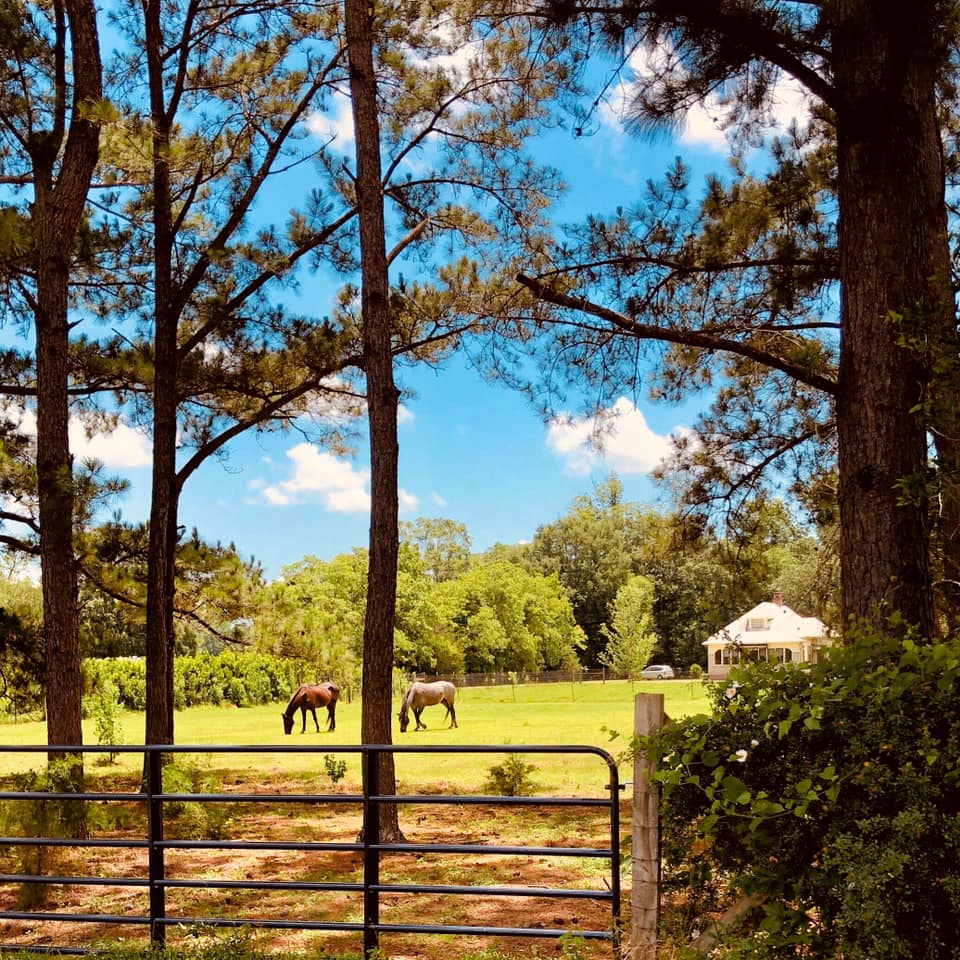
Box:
307;91;355;152
430;491;447;507
8;406;152;469
259;442;421;516
70;420;152;468
547;397;685;475
602;43;812;154
263;444;370;511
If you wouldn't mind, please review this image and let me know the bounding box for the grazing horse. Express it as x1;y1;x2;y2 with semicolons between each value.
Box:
282;682;340;734
398;680;458;733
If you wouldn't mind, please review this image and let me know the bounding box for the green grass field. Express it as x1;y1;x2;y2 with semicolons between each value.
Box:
0;679;714;794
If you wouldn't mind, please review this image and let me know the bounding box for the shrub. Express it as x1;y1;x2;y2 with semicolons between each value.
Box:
83;652;303;712
0;759;89;907
90;682;124;764
484;754;539;796
647;625;960;959
323;754;347;784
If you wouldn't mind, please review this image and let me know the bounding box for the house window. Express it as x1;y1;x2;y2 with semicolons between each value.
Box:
767;647;793;664
746;617;768;631
719;647;741;665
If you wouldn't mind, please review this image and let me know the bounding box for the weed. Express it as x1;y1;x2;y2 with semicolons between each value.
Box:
483;754;539;796
323;753;348;784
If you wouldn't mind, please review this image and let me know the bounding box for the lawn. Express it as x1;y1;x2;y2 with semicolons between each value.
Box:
0;679;716;958
0;678;714;793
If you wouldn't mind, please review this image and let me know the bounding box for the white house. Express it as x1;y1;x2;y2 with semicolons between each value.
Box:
703;592;833;681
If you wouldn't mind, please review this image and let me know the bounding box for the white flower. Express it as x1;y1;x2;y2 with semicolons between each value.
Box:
734;749;749;763
751;739;759;748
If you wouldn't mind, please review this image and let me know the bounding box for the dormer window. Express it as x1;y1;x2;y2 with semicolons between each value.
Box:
747;617;769;631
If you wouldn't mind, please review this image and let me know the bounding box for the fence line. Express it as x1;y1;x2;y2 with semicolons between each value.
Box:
0;743;623;958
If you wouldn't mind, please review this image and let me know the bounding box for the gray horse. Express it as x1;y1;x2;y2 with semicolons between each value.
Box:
398;680;458;732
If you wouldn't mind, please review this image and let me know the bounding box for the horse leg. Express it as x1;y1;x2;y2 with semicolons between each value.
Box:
414;707;426;730
446;699;458;728
326;702;336;732
309;706;320;732
300;706;308;733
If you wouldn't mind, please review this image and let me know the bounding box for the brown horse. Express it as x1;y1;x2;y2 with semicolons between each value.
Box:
282;682;340;734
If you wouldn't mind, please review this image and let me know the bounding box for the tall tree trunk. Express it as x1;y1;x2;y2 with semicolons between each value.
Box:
833;0;951;637
344;0;403;841
33;0;102;766
143;0;178;769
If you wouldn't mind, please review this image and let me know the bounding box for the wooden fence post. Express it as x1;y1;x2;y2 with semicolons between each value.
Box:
631;693;664;960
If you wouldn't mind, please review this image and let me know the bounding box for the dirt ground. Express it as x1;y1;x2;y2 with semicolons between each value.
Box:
0;774;632;959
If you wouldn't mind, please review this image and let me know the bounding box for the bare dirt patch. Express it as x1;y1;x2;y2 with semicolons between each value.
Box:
0;772;631;959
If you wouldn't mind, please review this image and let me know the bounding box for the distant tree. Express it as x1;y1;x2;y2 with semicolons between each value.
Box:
254;552;366;688
525;476;659;664
79;521;262;655
78;588;145;659
401;518;472;583
432;560;585;672
0;575;43;718
599;574;657;678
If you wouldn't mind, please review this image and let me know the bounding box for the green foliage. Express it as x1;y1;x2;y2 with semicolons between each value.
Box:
0;759;89;906
160;757;227;840
648;627;960;959
323;753;348;784
0;574;44;720
401;516;472;583
525;477;657;664
599;574;657;678
87;681;124;763
83;652;301;712
483;754;539;796
432;560;585;673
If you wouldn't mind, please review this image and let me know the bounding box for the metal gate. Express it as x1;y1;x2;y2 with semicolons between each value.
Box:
0;743;623;956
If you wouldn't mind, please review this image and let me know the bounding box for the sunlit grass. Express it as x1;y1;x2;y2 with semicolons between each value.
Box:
0;678;714;793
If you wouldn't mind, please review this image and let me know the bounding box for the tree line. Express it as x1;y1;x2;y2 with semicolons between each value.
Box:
0;478;836;719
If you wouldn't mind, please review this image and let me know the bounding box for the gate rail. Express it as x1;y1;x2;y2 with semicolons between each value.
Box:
0;744;622;956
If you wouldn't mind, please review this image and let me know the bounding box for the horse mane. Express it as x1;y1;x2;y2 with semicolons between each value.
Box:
398;684;413;721
283;685;306;718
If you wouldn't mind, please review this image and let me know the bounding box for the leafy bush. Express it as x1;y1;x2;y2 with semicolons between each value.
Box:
83;652;302;712
323;753;347;784
0;759;89;907
648;625;960;959
88;682;124;763
484;754;539;796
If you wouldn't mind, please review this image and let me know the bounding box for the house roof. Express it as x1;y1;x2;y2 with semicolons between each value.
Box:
703;598;831;647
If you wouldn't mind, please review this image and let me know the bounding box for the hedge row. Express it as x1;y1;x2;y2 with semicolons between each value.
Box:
83;652;305;712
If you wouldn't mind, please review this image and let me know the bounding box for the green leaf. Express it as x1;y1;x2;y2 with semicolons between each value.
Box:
722;775;751;805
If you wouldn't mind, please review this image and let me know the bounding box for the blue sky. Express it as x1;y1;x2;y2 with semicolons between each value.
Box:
5;43;810;582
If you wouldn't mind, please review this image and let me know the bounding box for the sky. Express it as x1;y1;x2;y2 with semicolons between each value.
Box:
4;42;810;583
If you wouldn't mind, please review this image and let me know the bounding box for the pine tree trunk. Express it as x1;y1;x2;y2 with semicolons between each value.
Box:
143;0;178;767
833;0;951;636
34;0;101;765
344;0;403;841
